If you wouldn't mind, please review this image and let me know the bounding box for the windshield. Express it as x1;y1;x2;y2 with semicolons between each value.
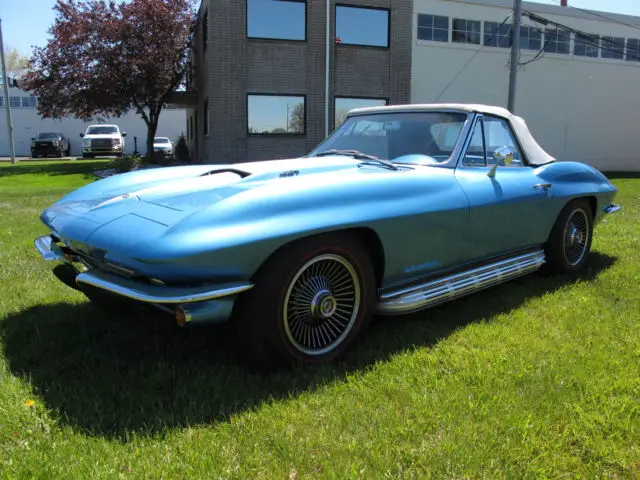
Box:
86;126;118;135
311;111;469;164
37;132;59;139
154;137;170;143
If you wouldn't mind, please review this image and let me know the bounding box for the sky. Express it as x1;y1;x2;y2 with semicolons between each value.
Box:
2;0;640;56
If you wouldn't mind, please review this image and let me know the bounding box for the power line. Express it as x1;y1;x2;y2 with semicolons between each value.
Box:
523;10;640;62
434;8;640;103
435;14;512;101
518;31;553;66
545;0;640;33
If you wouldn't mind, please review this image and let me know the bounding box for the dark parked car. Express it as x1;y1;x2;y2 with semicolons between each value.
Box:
30;132;71;158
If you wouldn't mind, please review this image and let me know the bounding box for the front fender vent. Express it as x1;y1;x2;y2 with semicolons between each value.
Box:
279;170;300;178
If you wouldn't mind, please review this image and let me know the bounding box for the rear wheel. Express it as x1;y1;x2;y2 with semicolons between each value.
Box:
233;233;376;369
544;199;593;273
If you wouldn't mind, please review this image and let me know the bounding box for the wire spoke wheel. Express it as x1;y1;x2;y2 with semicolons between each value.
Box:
562;207;590;267
284;253;361;356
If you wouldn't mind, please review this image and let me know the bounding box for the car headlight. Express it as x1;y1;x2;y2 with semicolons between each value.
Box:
83;139;91;146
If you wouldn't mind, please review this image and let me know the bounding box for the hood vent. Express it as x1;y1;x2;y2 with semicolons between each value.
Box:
200;168;252;178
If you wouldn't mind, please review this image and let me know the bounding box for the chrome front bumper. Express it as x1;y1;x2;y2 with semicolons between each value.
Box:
75;270;253;304
34;234;254;305
35;234;65;261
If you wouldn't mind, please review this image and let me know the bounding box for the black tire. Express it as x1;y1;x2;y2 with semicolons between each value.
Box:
543;199;594;273
232;232;377;369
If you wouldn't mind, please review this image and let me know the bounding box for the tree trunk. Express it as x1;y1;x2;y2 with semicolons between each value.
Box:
145;117;159;163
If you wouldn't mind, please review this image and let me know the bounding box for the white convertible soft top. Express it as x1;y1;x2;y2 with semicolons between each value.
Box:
347;103;557;166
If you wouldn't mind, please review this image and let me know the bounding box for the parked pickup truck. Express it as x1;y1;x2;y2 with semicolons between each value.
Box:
80;124;127;158
30;132;71;158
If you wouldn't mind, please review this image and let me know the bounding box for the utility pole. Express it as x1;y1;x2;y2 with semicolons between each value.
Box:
324;0;330;138
507;0;523;113
0;17;17;164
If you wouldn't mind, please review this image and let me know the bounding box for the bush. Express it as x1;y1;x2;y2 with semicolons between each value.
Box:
112;154;141;173
174;133;190;163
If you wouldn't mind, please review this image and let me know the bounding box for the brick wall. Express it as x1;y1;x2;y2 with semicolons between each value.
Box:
192;0;412;164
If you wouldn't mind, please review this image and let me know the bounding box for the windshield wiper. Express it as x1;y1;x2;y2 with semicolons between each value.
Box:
315;149;399;170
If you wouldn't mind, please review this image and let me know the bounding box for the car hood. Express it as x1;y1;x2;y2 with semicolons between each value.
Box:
40;155;451;258
84;134;120;139
41;156;384;242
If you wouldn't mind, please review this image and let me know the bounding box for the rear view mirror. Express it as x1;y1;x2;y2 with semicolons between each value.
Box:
122;132;127;137
488;146;515;178
80;133;85;137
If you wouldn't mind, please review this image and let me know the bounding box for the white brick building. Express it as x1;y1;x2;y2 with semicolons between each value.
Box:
0;84;187;157
411;0;640;171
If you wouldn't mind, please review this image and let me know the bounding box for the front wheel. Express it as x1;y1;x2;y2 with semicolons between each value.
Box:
233;233;377;369
544;199;594;273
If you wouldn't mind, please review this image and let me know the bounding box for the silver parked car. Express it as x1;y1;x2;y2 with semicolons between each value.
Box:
153;137;174;157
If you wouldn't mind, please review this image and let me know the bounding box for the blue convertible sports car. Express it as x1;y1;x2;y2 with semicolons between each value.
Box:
35;104;620;366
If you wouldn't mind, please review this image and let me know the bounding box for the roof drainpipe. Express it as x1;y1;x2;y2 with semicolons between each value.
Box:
324;0;330;139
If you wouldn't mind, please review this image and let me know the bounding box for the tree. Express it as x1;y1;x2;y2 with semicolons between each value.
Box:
21;0;196;161
4;47;29;79
288;102;305;133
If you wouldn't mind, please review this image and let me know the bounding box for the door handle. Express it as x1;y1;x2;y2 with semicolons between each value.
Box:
534;183;552;191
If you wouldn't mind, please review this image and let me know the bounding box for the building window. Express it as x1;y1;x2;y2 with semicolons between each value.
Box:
544;29;570;54
520;26;542;50
452;19;481;45
189;116;193;140
334;97;387;129
9;96;21;108
247;0;306;41
417;14;448;42
0;97;3;108
484;21;512;48
626;38;640;62
203;99;209;136
336;6;389;48
601;36;624;60
202;8;208;52
247;94;305;135
21;96;36;108
574;33;599;57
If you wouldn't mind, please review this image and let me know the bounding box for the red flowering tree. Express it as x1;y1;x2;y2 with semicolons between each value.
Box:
22;0;196;161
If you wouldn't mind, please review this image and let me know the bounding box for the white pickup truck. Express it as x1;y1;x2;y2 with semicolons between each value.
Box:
80;124;127;158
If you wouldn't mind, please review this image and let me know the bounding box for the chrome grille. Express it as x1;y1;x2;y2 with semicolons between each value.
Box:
90;139;113;148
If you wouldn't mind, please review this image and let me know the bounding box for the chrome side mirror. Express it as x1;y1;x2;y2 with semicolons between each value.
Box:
488;146;514;178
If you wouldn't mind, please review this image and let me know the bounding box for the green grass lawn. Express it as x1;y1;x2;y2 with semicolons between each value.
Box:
0;161;638;479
